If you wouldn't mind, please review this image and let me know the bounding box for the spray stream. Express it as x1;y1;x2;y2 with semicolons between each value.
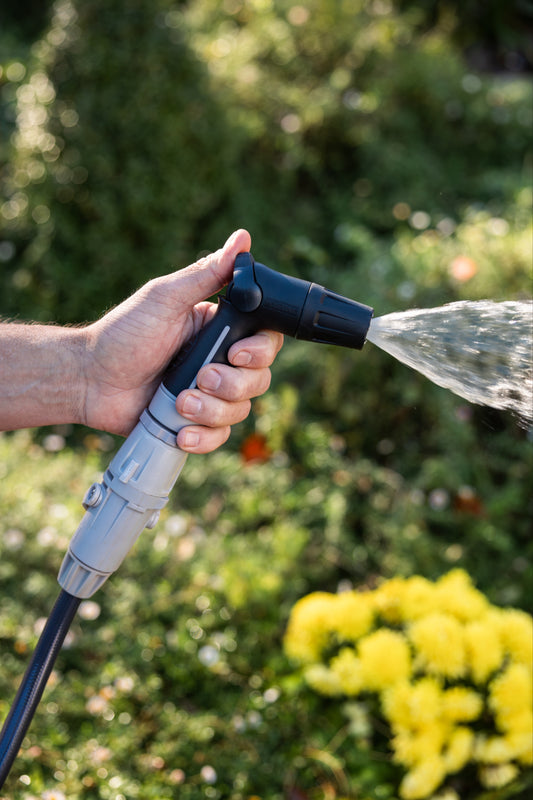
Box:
367;300;533;424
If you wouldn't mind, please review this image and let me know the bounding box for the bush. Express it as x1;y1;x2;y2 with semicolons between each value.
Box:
284;570;533;799
0;0;245;322
1;0;531;320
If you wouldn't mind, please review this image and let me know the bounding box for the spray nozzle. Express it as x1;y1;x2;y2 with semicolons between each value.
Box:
226;252;373;349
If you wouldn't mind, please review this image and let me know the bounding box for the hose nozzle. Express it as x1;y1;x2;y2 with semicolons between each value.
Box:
226;253;373;350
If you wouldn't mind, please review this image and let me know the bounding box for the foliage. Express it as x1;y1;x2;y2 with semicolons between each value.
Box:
284;570;533;798
0;0;247;322
0;0;531;320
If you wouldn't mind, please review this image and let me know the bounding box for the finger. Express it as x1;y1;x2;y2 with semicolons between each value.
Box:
177;424;231;454
228;330;284;368
168;229;252;307
196;363;272;402
176;389;252;428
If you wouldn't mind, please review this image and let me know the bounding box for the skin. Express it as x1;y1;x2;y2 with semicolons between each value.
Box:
0;229;283;452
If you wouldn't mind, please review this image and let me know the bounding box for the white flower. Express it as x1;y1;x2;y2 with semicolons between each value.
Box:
200;765;217;784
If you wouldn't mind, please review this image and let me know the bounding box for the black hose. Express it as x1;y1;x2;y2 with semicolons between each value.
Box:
0;589;80;789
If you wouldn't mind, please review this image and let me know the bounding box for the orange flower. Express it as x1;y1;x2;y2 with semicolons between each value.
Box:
449;256;478;282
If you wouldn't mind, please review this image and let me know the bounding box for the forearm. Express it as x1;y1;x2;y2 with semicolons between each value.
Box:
0;322;87;431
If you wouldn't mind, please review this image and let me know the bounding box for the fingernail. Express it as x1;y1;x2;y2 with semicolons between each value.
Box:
180;430;200;449
200;369;222;392
182;394;202;416
232;350;252;366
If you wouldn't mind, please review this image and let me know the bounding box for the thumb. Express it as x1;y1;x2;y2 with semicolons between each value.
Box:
171;229;252;307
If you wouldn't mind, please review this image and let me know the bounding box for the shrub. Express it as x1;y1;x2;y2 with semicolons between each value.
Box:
0;0;244;323
1;0;531;321
284;570;533;799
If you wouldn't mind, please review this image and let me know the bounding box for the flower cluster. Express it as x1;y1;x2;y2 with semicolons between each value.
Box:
284;570;532;799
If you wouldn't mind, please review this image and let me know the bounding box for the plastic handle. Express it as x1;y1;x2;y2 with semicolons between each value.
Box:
162;298;259;398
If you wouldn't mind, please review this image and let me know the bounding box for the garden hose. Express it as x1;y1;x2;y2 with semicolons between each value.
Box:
0;590;81;787
0;252;373;788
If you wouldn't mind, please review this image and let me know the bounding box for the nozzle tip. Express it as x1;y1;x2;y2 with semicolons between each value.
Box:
297;285;373;350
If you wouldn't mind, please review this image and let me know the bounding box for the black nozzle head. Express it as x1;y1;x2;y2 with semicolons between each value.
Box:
296;284;373;350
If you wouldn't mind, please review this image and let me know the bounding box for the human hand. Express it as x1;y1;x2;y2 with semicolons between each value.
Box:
81;230;283;451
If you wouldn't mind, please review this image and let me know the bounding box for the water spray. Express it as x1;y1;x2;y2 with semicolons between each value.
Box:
368;300;533;424
0;252;373;787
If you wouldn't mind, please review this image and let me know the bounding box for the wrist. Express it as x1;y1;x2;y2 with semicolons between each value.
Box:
66;325;91;427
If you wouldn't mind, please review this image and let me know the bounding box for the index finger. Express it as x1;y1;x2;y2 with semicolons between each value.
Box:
228;330;284;368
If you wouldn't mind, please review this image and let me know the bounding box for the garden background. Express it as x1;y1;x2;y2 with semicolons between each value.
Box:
0;1;532;799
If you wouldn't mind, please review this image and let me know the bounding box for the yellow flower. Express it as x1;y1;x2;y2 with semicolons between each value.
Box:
399;576;437;622
431;790;460;800
442;687;482;723
383;678;443;730
372;576;409;624
382;681;413;729
284;592;337;663
506;729;533;765
434;569;488;622
409;613;466;678
330;647;364;695
479;763;519;789
399;755;446;800
392;722;448;767
330;590;374;643
464;616;504;683
303;663;342;696
498;608;533;668
443;726;474;773
474;735;516;764
489;662;532;719
358;628;412;690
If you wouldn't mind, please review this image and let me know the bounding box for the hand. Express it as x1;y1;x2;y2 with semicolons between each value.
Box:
81;230;283;451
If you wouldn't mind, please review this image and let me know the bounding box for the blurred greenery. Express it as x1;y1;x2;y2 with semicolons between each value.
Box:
0;1;532;798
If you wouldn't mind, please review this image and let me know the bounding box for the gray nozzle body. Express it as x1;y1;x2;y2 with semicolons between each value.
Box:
58;413;188;597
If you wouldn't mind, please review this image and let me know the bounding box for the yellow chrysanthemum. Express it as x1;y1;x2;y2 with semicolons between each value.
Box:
443;726;474;773
497;708;533;736
442;687;482;723
409;613;466;678
303;663;342;696
498;608;533;668
399;755;446;800
358;628;412;690
398;576;437;622
285;572;532;800
330;647;364;696
372;577;408;624
284;592;337;663
479;763;519;790
489;662;532;719
383;678;443;730
506;729;533;765
382;681;412;729
330;590;374;643
432;790;460;800
434;569;488;622
392;722;448;767
464;617;504;683
474;735;517;764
